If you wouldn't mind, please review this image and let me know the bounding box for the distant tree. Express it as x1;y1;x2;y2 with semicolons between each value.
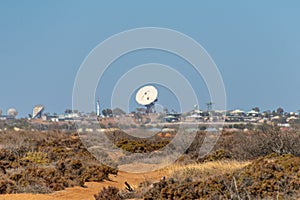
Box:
102;109;113;117
106;109;113;117
163;107;169;114
65;109;72;114
279;117;287;124
262;110;271;118
252;107;260;112
136;108;146;113
102;109;107;117
277;107;284;116
44;112;50;116
133;112;143;123
112;108;126;116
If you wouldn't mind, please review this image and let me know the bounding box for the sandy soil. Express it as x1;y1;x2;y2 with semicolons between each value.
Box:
0;171;165;200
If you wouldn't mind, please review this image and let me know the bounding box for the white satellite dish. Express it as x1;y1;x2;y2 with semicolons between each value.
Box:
32;105;45;119
7;108;18;117
135;85;158;113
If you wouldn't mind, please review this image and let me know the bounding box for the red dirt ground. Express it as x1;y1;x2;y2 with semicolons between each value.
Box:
0;170;165;200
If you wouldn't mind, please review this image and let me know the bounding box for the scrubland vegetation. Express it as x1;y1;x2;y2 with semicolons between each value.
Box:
95;125;300;199
1;122;300;199
0;130;117;194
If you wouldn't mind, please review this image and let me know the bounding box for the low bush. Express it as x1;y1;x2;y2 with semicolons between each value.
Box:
0;131;118;194
22;151;50;164
94;186;121;200
143;154;300;199
116;139;170;153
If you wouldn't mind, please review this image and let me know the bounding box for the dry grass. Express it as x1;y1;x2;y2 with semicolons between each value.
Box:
165;160;250;181
144;155;300;199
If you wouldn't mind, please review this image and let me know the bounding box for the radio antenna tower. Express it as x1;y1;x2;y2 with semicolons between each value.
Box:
206;102;214;111
96;98;101;116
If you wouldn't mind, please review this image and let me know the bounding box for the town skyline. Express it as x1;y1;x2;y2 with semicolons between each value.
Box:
0;102;298;119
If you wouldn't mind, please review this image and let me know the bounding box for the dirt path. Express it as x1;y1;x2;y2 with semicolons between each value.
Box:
0;171;164;200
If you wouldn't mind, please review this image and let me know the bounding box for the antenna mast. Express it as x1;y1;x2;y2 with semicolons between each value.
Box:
96;98;100;116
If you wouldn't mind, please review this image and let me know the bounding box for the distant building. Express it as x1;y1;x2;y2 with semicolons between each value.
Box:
230;109;246;116
42;115;58;122
164;113;181;122
186;114;203;121
247;110;260;117
0;115;15;120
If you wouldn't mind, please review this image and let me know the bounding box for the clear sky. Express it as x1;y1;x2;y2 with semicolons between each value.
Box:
0;1;300;117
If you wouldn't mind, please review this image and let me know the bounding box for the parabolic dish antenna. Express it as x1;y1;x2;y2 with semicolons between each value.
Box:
7;108;18;117
32;105;45;119
135;85;158;113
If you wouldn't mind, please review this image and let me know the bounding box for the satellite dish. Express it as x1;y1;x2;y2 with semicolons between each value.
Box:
7;108;18;117
135;85;158;105
135;85;158;113
32;105;45;119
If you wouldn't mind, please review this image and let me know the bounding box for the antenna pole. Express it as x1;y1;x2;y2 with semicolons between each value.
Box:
206;102;213;111
96;98;100;116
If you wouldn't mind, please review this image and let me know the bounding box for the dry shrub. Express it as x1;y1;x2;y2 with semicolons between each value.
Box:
0;157;117;194
143;154;300;199
94;186;121;200
22;151;50;164
233;154;300;199
0;130;118;194
115;139;170;153
0;179;16;194
184;131;206;155
200;149;232;162
167;160;249;182
229;126;300;160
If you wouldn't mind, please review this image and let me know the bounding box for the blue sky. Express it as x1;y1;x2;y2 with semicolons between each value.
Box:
0;1;300;117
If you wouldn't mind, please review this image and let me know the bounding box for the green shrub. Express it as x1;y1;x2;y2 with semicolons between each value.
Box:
22;151;49;164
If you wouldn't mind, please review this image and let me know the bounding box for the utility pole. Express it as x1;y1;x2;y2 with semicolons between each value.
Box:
206;102;213;111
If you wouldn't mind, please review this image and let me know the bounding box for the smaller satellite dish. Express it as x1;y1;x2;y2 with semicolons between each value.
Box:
32;105;45;119
135;85;158;106
7;108;18;117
